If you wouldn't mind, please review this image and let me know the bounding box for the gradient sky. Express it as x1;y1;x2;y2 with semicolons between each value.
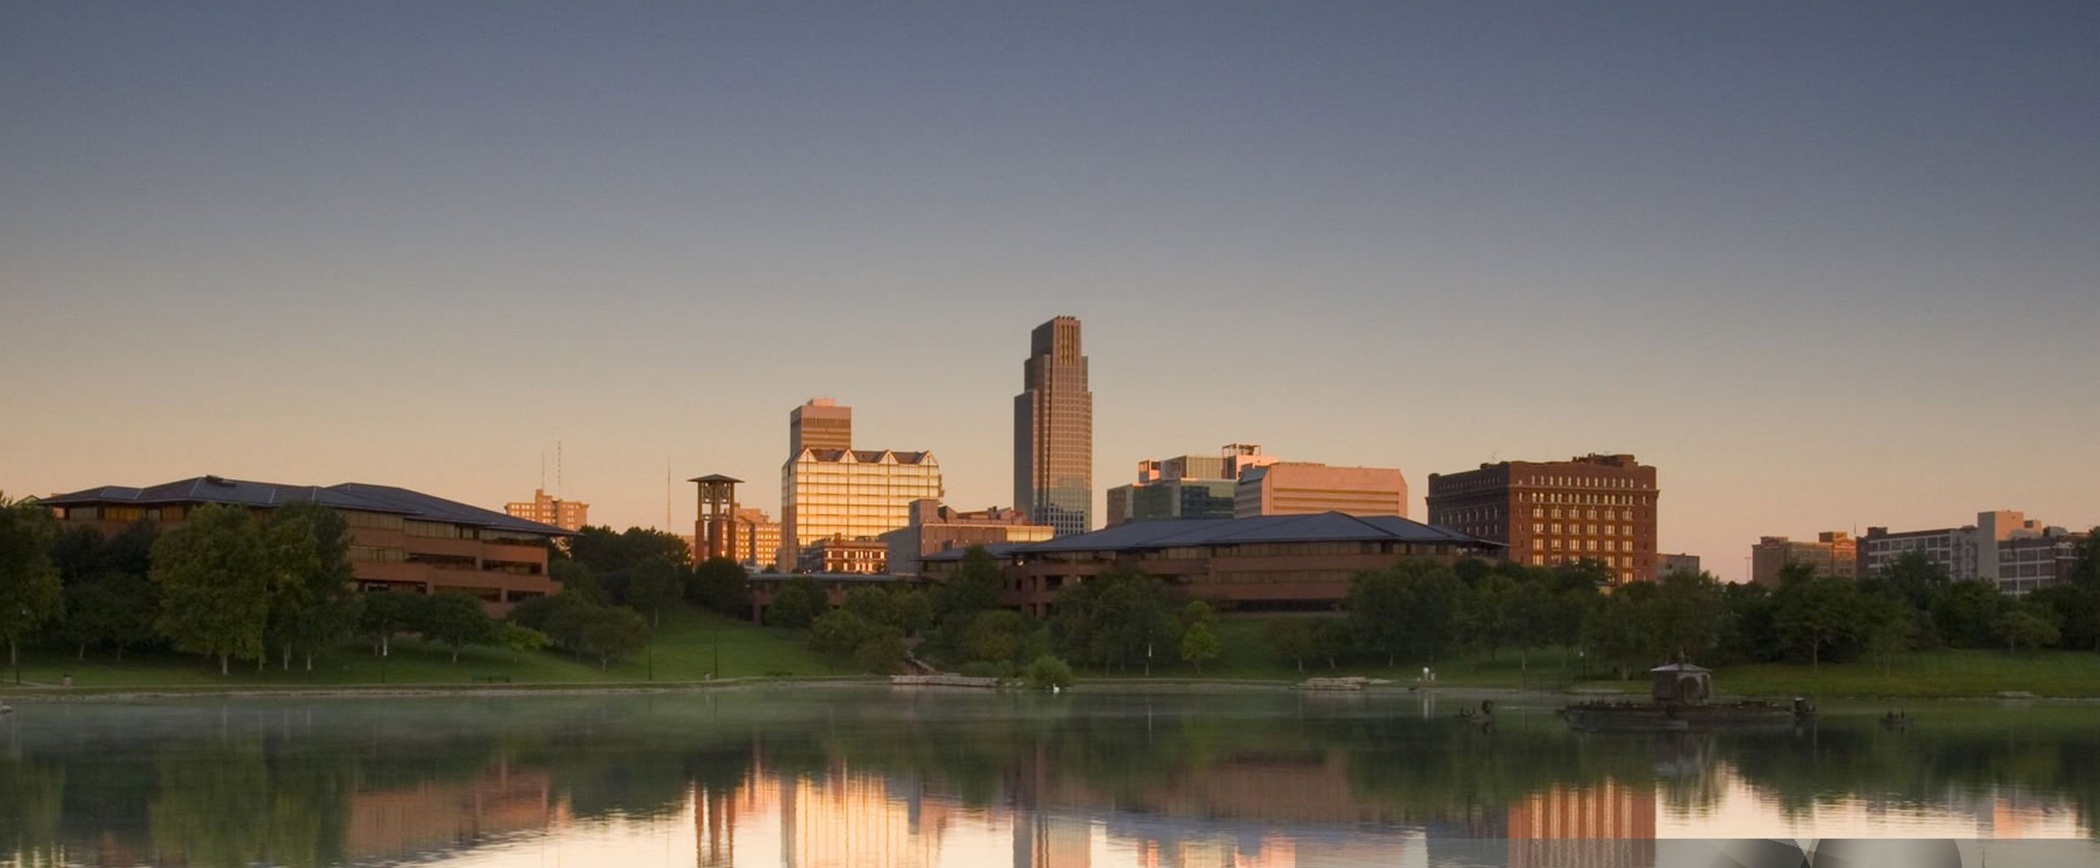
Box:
5;2;2096;582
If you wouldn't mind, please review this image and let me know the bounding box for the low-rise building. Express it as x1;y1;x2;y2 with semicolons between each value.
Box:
921;511;1501;617
503;488;589;532
42;475;569;608
798;536;889;574
1234;462;1408;520
1750;532;1858;585
1859;510;2079;593
1426;453;1660;585
1109;444;1277;526
1659;553;1703;577
878;499;1053;577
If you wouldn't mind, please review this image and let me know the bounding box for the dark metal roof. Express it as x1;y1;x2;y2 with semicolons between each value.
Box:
801;449;935;465
922;513;1499;560
687;474;744;484
42;476;572;536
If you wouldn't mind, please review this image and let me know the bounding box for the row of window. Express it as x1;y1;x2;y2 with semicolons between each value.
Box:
1533;523;1637;537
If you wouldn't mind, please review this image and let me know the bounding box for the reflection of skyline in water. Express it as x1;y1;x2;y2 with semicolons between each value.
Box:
4;692;2099;867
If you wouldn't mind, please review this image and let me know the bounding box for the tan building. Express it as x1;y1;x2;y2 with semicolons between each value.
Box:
922;511;1500;617
1425;453;1660;585
504;487;589;532
799;537;890;574
733;507;781;568
878;499;1054;576
1750;532;1858;585
43;475;568;608
1660;552;1702;577
1014;316;1094;537
1860;510;2084;594
1233;462;1407;519
779;400;943;570
1110;444;1277;526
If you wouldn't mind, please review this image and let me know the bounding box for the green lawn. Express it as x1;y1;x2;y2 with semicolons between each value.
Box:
0;607;837;693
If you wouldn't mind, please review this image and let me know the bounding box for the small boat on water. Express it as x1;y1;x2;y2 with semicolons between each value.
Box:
1559;664;1812;732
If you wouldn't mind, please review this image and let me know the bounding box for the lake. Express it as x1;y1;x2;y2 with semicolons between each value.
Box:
3;687;2098;867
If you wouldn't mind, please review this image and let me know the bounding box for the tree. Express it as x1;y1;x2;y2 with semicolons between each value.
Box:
852;630;908;675
549;559;607;604
1862;594;1918;675
564;525;692;575
52;522;162;661
1930;581;2008;649
1049;569;1179;673
419;592;498;662
1465;573;1522;661
1649;570;1728;664
842;587;901;630
497;622;548;664
1774;576;1870;667
809;609;870;659
959;609;1027;666
2070;529;2100;589
1179;602;1220;674
577;605;650;669
1344;569;1409;667
1877;550;1952;610
2030;585;2100;653
929;546;1005;658
262;502;361;671
0;494;65;671
1994;604;2059;654
623;556;683;627
1265;619;1317;672
1023;654;1074;689
766;577;826;629
686;557;752;616
152;503;271;675
1583;584;1662;679
358;591;427;657
1506;578;1557;672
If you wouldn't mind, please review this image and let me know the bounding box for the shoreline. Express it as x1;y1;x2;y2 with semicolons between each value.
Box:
10;677;2100;704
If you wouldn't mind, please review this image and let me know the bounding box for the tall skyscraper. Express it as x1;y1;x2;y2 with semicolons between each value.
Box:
1014;316;1093;537
789;398;853;455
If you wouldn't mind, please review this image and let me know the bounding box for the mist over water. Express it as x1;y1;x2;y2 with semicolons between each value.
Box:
3;689;2098;867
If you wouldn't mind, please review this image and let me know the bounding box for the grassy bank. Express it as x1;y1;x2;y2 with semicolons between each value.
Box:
0;608;836;692
9;611;2100;699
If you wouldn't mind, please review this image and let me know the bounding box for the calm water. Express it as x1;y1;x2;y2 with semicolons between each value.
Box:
3;688;2099;867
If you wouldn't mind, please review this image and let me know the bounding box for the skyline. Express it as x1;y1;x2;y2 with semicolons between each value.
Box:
5;3;2098;583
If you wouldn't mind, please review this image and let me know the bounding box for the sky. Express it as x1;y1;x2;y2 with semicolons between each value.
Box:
3;2;2096;582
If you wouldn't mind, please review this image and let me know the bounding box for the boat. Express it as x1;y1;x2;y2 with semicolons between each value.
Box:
1558;664;1812;732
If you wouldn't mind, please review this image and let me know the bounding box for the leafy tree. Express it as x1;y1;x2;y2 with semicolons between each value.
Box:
809;610;874;661
507;592;595;651
1649;570;1728;663
0;495;64;672
577;605;650;669
1344;568;1409;666
1023;654;1074;689
1583;583;1661;679
842;587;900;630
1862;594;1918;675
1311;619;1353;669
2030;585;2100;653
564;525;692;575
262;502;361;671
1347;559;1466;667
358;591;428;657
1721;581;1780;663
623;556;684;627
929;546;1005;657
1994;604;2060;654
959;609;1027;666
1265;619;1317;672
1774;576;1870;667
1877;550;1952;610
1049;569;1178;673
1179;602;1221;674
497;621;548;664
686;557;751;616
549;559;608;604
852;630;908;674
766;577;826;629
151;503;271;675
1465;573;1521;661
418;592;498;662
1506;578;1557;672
891;589;933;637
1930;581;2009;649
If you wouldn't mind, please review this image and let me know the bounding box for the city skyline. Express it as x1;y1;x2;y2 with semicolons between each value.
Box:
4;4;2098;583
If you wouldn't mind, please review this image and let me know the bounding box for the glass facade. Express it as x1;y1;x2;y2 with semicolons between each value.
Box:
781;450;943;569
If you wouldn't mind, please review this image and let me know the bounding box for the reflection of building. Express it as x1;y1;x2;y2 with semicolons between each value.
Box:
880;499;1054;576
1427;454;1660;585
1751;533;1857;585
1506;780;1657;868
1234;462;1408;519
1859;510;2086;593
926;512;1500;617
345;762;561;863
504;487;589;531
1015;316;1094;537
779;399;944;571
43;475;568;606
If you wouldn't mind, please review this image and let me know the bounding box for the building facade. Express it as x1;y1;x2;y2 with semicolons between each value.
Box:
43;475;568;607
921;512;1501;617
1014;316;1093;537
733;507;781;569
1107;445;1275;526
798;537;890;574
878;499;1054;576
1659;553;1703;577
1233;462;1408;520
1750;532;1858;585
1859;511;2084;594
503;488;589;532
1425;453;1660;585
779;399;943;571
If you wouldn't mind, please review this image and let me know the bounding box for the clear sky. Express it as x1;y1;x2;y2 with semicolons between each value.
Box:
4;2;2096;582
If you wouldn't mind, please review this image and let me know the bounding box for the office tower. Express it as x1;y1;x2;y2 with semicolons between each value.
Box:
1425;453;1660;585
1106;444;1274;526
504;488;589;532
1858;510;2084;593
1014;316;1093;537
779;399;943;570
1234;462;1408;519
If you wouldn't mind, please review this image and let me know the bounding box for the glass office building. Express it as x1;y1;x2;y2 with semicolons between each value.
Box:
1014;316;1093;537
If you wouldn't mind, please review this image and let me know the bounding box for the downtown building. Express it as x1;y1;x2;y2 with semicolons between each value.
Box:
778;399;943;571
1235;461;1408;519
42;475;569;607
1014;316;1093;537
1106;444;1277;526
1425;453;1660;585
1859;510;2086;595
879;499;1054;576
503;487;589;532
1750;532;1858;585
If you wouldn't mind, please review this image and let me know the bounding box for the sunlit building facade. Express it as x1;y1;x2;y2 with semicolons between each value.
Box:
1234;462;1408;519
1015;316;1093;537
503;488;589;532
1750;532;1857;585
779;399;943;571
1426;453;1660;585
879;499;1054;576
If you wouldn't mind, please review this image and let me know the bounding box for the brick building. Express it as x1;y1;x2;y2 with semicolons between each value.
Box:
1425;454;1659;585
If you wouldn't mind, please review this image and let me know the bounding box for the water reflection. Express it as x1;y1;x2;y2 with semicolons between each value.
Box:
2;689;2098;867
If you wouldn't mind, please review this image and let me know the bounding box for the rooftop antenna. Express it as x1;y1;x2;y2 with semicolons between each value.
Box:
556;439;565;499
539;450;547;492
